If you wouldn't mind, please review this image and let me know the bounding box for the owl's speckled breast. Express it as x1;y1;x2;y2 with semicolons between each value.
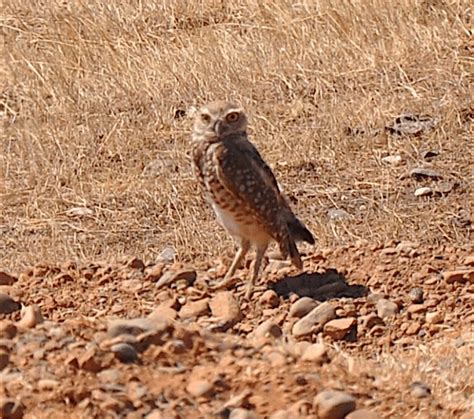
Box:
192;138;269;241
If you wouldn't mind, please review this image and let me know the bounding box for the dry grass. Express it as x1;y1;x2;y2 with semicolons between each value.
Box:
1;0;472;271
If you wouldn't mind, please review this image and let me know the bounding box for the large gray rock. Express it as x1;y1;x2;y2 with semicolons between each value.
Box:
292;302;336;337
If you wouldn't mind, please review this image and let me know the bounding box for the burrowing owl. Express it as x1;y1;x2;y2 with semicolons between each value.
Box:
192;101;314;299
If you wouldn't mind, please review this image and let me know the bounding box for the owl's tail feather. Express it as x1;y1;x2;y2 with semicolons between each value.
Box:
278;232;303;270
287;216;315;245
288;239;303;270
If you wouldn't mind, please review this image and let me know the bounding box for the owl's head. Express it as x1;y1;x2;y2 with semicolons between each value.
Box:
193;101;248;139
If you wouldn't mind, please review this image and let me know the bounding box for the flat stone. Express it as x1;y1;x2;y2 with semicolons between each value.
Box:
186;379;213;398
323;317;357;341
314;390;356;419
292;302;336;337
443;269;474;284
209;292;242;323
0;294;20;315
425;312;443;324
347;409;382;419
376;299;399;318
179;299;210;319
156;269;197;288
289;297;318;318
301;343;329;364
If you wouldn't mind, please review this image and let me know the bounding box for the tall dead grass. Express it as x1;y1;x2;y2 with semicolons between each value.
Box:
1;0;472;269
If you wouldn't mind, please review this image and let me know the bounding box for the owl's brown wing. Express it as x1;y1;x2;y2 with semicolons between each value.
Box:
213;138;286;235
230;134;281;193
230;135;315;244
213;138;304;266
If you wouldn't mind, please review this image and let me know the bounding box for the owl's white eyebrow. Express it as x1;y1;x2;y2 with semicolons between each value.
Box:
225;109;242;114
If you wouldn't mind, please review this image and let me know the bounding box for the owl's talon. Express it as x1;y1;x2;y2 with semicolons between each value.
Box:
211;276;239;291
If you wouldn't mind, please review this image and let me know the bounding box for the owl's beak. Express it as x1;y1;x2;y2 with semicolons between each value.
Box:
213;120;221;135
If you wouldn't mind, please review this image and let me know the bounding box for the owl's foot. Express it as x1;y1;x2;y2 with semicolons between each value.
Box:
211;276;240;291
244;282;254;300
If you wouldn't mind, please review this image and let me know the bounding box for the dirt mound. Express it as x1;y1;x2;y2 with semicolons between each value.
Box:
1;242;472;417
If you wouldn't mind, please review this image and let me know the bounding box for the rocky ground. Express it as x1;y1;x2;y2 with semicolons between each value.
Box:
1;241;472;418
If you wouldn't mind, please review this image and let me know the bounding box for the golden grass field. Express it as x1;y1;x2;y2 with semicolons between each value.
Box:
2;0;472;272
0;3;473;416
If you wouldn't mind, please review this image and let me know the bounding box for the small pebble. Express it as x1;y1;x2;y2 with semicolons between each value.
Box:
301;343;329;364
426;312;443;324
376;299;398;318
415;187;433;197
314;390;356;419
408;287;424;304
0;294;21;315
186;379;213;398
289;297;317;318
38;379;60;390
410;381;431;398
258;290;280;308
16;305;44;329
323;317;357;341
111;343;139;363
254;320;282;339
381;155;402;165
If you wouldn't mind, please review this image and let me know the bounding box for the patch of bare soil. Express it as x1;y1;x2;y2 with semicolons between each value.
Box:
1;242;472;418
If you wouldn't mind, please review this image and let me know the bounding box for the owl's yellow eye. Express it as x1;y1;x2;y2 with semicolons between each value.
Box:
226;112;239;122
201;113;211;123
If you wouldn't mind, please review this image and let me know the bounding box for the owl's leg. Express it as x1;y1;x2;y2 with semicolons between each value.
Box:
245;243;268;300
213;239;250;290
225;238;250;279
